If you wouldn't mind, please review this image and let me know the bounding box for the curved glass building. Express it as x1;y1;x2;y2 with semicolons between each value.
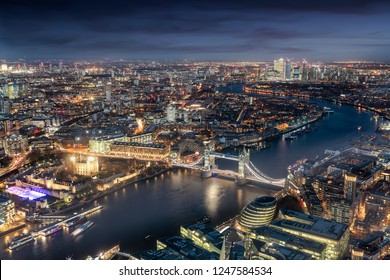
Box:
239;196;277;230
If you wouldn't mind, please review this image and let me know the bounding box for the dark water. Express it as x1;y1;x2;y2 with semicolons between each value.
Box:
0;100;380;260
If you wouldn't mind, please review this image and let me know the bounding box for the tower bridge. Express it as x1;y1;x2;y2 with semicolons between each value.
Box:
171;143;286;188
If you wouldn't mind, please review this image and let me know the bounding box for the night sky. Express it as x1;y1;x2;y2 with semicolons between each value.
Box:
0;0;389;61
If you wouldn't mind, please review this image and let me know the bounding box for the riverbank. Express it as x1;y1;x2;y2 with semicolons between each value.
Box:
54;167;172;216
0;167;172;239
0;223;26;238
321;97;390;121
237;113;323;146
243;82;389;121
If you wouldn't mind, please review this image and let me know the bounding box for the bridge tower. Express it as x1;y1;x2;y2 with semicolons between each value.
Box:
236;148;250;185
201;141;213;178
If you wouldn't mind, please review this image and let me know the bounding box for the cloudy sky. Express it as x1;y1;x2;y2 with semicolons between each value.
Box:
0;0;389;61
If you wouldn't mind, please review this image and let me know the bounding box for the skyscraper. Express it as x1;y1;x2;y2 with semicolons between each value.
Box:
105;82;112;102
273;58;291;80
273;58;286;79
344;173;358;202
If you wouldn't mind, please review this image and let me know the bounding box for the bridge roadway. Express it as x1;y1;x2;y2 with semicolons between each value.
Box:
205;168;286;188
60;146;284;187
210;153;239;161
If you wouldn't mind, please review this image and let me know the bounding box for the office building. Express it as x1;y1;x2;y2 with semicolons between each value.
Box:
271;209;350;259
329;198;353;225
89;134;125;154
249;239;313;260
250;226;326;259
239;196;277;230
0;195;15;228
344;172;358;202
105;82;112;102
180;223;223;254
157;236;219;260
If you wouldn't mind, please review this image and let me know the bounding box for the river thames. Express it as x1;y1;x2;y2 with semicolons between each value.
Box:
0;99;381;260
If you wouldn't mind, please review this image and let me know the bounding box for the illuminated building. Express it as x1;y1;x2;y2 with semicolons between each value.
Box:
292;66;302;80
271;209;350;259
248;239;314;260
70;155;99;176
364;180;390;231
329;198;353;225
109;142;170;160
273;58;291;80
0;134;28;155
381;169;390;181
0;195;15;228
0;97;11;115
166;104;176;122
19;174;78;194
219;227;246;260
273;58;286;79
250;226;326;259
1;82;28;99
344;172;358;202
105;82;112;102
285;60;292;79
89;135;125;154
239;196;277;230
351;233;390;260
157;236;219;260
126;132;153;143
180;224;223;254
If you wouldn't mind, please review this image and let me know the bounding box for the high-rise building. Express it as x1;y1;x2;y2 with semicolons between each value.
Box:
329;198;353;225
0;195;15;228
285;60;292;79
344;173;358;202
105;82;112;102
273;58;286;79
292;66;301;80
273;58;292;80
0;97;11;115
239;196;277;230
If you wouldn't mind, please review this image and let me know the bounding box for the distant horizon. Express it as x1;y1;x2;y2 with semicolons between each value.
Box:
0;58;389;64
1;0;389;62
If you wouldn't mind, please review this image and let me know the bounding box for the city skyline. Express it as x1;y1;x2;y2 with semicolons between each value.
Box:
1;0;390;61
1;0;390;263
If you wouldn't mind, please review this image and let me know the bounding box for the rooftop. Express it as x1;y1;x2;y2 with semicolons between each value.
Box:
370;180;390;199
112;141;166;149
272;209;349;241
158;236;219;260
253;226;326;254
251;239;313;260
